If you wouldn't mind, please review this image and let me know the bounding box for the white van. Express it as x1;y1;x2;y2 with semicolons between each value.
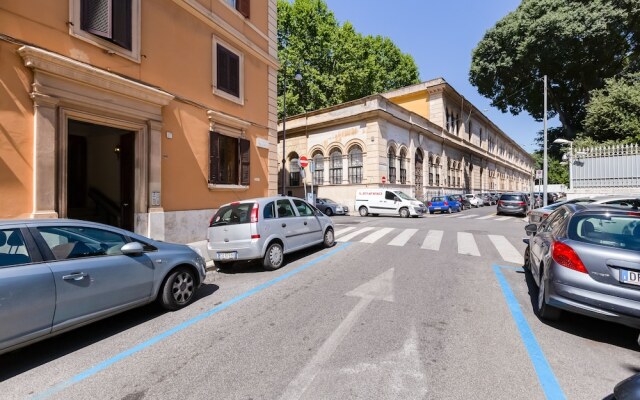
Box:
354;189;427;218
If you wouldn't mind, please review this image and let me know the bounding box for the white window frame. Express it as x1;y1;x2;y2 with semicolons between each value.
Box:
212;36;245;105
69;0;141;63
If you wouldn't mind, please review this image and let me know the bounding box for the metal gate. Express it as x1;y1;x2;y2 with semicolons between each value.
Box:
572;144;640;189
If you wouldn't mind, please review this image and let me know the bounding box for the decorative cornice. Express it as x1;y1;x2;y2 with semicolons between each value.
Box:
18;46;174;106
208;109;251;130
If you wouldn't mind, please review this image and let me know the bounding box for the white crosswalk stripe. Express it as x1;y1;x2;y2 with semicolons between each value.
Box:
456;214;479;219
457;232;480;256
336;227;374;242
360;228;395;243
476;215;495;220
495;217;511;221
335;226;357;237
488;235;524;264
421;230;443;251
387;229;418;246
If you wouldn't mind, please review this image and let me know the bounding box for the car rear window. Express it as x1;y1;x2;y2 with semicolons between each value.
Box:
500;194;524;201
210;202;255;226
569;214;640;250
432;197;444;202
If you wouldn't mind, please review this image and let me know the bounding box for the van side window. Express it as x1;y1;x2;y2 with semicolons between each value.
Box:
276;200;295;218
385;191;395;200
263;202;275;219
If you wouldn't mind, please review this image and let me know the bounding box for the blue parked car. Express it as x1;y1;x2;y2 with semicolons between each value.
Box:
428;195;461;214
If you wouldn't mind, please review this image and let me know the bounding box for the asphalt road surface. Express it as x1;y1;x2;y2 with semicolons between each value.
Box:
1;205;638;399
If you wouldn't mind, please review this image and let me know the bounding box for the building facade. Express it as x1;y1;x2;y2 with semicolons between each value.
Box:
278;79;534;210
0;0;279;248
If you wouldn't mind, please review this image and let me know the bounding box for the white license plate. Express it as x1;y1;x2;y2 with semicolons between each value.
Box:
620;269;640;286
217;252;237;260
433;207;441;210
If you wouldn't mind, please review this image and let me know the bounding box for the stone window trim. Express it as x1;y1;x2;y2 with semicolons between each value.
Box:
207;110;251;190
212;36;245;105
69;0;142;63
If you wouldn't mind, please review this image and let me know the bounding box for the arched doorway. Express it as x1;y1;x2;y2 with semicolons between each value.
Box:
414;149;424;197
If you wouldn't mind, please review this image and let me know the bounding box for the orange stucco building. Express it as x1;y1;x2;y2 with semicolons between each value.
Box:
0;0;279;247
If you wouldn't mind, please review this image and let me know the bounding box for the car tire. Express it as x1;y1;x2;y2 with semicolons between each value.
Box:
324;208;333;216
323;228;334;248
536;268;562;321
263;242;284;271
447;207;452;214
523;246;530;271
359;206;368;217
429;211;434;215
158;267;197;311
399;208;410;218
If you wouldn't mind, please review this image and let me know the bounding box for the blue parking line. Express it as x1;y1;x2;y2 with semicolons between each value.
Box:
32;242;352;400
493;265;566;400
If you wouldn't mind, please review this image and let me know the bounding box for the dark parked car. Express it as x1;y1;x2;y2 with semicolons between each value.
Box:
524;204;640;328
450;194;471;210
0;219;207;355
497;193;529;216
315;198;349;216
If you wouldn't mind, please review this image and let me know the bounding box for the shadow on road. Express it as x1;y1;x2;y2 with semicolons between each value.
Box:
0;283;219;381
517;268;640;352
216;243;336;274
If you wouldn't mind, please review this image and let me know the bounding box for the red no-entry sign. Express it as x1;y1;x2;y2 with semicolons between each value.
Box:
299;156;309;168
382;176;386;184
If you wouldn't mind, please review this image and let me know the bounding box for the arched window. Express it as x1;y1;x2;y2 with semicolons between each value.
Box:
289;152;300;186
445;108;450;131
312;151;324;185
468;120;473;141
415;149;424;195
435;156;441;186
329;148;342;184
388;148;397;184
399;149;407;184
348;145;363;184
428;154;434;186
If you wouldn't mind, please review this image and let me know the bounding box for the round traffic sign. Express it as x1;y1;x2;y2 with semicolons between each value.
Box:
299;156;309;168
382;176;386;184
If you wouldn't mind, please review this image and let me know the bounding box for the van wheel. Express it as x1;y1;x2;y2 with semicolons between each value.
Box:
359;206;368;217
263;242;284;271
399;208;410;218
323;228;334;248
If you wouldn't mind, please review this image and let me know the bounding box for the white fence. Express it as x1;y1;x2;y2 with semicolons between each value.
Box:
571;144;640;190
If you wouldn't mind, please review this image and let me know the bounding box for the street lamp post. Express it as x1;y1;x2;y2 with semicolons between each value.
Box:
554;138;573;191
280;67;302;196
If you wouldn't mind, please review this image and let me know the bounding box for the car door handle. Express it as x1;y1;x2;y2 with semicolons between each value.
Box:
281;223;287;228
62;272;88;281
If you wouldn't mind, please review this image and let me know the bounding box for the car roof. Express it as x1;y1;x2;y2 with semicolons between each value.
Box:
562;203;640;215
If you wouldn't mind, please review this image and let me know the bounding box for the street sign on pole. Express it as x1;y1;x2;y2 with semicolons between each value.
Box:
299;156;309;168
381;176;386;185
535;170;543;179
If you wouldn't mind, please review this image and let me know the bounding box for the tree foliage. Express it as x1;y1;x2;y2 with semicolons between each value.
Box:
531;151;569;186
470;0;640;139
583;73;640;144
277;0;420;119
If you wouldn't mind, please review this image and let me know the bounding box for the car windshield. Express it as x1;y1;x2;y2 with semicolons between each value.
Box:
322;198;337;204
569;214;640;250
501;194;523;201
394;191;415;201
210;202;255;226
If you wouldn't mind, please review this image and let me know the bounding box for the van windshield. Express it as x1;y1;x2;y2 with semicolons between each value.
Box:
210;203;255;226
394;191;415;201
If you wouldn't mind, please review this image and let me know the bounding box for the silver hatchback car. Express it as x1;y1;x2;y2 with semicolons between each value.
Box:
207;196;335;270
0;219;207;355
525;204;640;328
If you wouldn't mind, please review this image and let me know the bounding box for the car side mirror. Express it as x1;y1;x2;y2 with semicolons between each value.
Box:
524;223;538;236
121;242;144;255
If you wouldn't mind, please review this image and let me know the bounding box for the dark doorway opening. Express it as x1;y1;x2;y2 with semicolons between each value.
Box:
67;120;135;231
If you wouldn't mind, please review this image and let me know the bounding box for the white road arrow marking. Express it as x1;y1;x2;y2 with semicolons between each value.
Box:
279;269;395;400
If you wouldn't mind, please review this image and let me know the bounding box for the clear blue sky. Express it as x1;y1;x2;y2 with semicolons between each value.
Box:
323;0;558;153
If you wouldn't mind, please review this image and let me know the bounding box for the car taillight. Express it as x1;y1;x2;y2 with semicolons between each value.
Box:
250;203;259;223
428;202;432;206
251;234;261;239
552;241;587;273
444;202;449;206
517;202;526;206
498;201;504;206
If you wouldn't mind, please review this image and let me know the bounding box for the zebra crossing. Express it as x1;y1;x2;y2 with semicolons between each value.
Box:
435;213;527;222
334;226;524;264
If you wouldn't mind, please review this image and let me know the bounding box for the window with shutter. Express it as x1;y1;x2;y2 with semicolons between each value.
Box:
237;0;250;18
80;0;132;50
214;42;243;101
209;131;250;187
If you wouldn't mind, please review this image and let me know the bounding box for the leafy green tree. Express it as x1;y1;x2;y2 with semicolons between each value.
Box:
277;0;420;119
531;151;569;186
470;0;640;139
583;73;640;144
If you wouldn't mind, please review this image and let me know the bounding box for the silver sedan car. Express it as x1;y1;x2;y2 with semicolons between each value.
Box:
315;198;349;216
525;204;640;328
0;219;207;355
